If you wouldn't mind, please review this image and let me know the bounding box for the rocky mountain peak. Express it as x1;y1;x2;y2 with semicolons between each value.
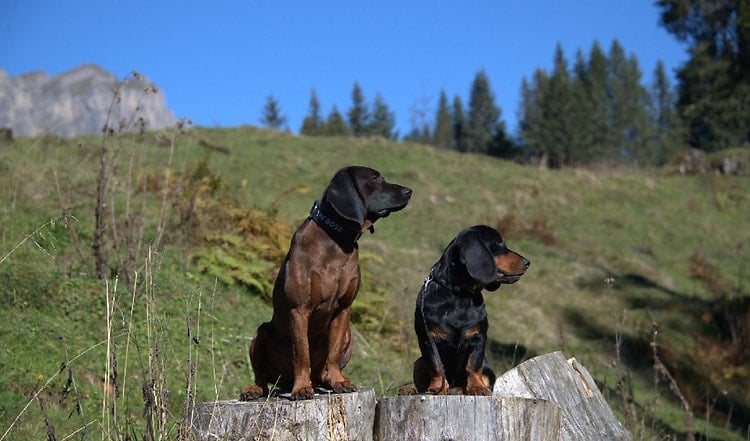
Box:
0;64;176;137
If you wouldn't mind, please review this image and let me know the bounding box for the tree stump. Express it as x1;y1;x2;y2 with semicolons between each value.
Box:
374;395;561;441
190;388;376;441
190;353;630;440
493;351;632;441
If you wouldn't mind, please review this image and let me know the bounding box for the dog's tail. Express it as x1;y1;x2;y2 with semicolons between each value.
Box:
420;277;447;393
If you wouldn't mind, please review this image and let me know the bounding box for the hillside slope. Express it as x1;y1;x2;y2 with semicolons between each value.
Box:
0;127;748;440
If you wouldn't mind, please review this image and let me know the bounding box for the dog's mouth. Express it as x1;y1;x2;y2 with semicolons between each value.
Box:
376;206;402;217
374;186;412;218
374;199;411;218
497;271;526;284
499;274;522;284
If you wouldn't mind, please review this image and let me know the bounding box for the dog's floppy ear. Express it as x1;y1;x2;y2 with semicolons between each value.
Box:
459;233;498;285
322;168;365;225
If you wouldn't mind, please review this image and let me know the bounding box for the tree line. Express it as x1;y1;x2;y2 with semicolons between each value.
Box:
260;0;748;168
261;82;398;140
262;71;514;157
518;40;684;167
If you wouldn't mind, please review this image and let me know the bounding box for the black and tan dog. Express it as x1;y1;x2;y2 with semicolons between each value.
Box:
240;166;412;401
406;225;529;396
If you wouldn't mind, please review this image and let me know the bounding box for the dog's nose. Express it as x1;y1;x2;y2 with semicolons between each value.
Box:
523;258;531;269
402;187;413;198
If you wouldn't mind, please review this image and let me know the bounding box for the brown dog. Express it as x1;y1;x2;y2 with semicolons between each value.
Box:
240;166;412;400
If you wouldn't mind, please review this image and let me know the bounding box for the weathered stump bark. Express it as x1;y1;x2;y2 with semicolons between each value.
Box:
190;353;630;440
493;351;632;441
190;388;376;441
374;395;561;441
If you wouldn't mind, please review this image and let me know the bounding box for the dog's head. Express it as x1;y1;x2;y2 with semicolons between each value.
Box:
450;225;530;292
322;166;412;230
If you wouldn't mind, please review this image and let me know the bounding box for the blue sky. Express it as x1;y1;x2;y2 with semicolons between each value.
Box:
2;1;688;138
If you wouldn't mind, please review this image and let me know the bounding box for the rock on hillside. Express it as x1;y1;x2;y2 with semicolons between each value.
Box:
0;64;175;137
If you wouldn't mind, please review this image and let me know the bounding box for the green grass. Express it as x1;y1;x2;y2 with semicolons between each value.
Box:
1;127;749;440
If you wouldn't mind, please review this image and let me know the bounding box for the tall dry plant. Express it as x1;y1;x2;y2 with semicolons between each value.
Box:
651;321;696;441
91;70;182;291
0;70;210;441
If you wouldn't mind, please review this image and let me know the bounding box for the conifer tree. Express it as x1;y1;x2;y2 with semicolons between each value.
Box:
540;44;576;167
433;90;454;149
347;82;369;137
300;89;322;136
658;0;749;150
518;70;548;158
368;93;396;139
648;60;684;164
581;41;612;158
260;95;287;130
489;124;515;158
569;49;597;163
452;95;467;152
520;40;671;166
322;106;349;136
466;70;501;153
607;40;652;163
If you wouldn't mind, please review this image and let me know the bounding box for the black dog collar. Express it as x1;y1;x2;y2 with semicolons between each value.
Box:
310;200;365;248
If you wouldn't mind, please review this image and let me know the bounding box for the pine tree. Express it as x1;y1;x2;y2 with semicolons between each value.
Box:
452;95;467;152
518;71;548;159
607;40;652;163
347;82;369;137
300;89;322;136
539;44;576;167
648;60;685;164
567;49;597;163
581;41;612;159
433;90;454;149
322;106;349;136
520;40;670;166
367;93;396;139
260;95;287;130
489;125;515;158
466;70;501;153
657;0;750;150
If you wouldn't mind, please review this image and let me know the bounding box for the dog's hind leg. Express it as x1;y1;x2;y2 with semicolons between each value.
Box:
481;363;496;390
413;356;449;394
240;323;273;400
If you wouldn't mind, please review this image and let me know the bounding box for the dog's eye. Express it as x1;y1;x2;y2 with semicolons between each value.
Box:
489;241;505;254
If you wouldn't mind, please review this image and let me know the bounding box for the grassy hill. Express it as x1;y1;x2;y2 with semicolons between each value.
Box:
0;126;748;440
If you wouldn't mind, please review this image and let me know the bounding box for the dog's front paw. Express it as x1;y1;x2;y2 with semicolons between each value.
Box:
465;386;492;396
425;386;448;395
290;385;315;400
330;378;356;394
398;386;418;396
239;385;264;401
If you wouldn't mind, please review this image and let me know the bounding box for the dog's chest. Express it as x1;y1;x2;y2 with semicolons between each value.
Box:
312;257;359;303
300;238;360;299
426;290;487;328
446;296;486;327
